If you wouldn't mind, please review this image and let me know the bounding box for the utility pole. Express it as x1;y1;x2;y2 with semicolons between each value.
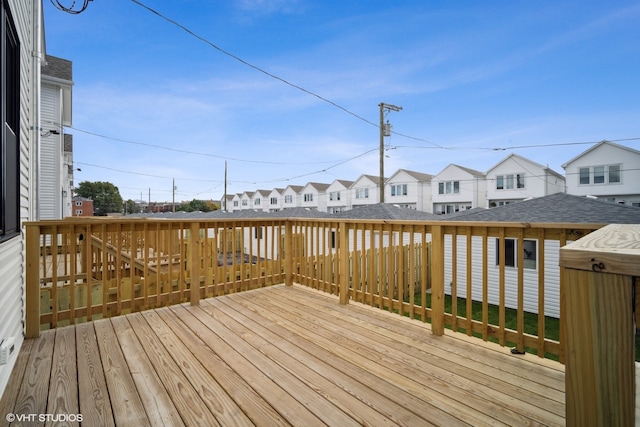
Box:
223;161;228;212
172;179;176;212
379;102;402;203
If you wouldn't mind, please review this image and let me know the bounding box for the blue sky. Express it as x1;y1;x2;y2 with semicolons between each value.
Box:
44;1;640;202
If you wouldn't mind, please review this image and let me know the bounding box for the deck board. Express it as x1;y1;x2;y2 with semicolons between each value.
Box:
0;284;566;426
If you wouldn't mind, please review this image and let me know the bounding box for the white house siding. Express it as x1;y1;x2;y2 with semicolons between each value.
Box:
40;84;61;219
486;155;564;207
563;142;640;205
443;235;569;318
0;0;40;400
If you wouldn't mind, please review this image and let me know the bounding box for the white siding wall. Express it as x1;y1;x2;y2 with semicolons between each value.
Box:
40;84;61;219
443;235;569;318
0;0;39;400
565;143;640;202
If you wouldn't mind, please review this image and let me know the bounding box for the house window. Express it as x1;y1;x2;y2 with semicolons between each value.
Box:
355;188;369;199
578;164;621;185
242;199;248;206
496;174;525;190
75;210;83;215
329;191;340;201
270;197;278;205
303;193;313;202
1;4;20;242
609;164;620;183
391;184;407;196
75;201;82;206
233;201;239;207
438;181;459;194
495;238;537;270
254;198;261;205
284;195;293;204
593;166;605;184
579;167;590;184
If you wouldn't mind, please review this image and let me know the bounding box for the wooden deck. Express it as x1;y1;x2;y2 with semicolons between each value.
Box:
1;284;565;426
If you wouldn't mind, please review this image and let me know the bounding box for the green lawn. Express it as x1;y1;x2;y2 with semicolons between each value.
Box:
406;293;640;362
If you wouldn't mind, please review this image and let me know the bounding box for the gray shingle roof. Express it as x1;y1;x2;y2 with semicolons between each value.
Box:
333;204;441;220
42;55;72;81
443;193;640;224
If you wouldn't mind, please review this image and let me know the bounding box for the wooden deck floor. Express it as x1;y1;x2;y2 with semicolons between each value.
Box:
1;284;565;426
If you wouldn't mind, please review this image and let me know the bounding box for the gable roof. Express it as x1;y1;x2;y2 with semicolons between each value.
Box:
389;169;434;182
561;141;640;169
333;203;441;220
351;174;382;186
302;182;331;192
437;164;485;178
486;153;564;180
443;193;640;224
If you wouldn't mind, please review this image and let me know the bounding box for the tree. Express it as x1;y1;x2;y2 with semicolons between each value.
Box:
75;181;123;216
177;199;213;212
124;199;141;215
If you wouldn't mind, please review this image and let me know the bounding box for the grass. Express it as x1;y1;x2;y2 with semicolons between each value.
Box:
404;292;640;362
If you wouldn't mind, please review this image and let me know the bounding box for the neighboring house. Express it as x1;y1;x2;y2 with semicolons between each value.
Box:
40;55;73;219
240;191;254;210
220;194;234;212
267;188;284;212
441;193;640;318
251;190;270;212
350;175;383;208
281;185;303;209
1;0;43;399
325;179;353;214
72;196;94;216
485;154;564;208
432;164;486;214
300;182;330;212
230;193;241;211
385;169;434;212
562;140;640;206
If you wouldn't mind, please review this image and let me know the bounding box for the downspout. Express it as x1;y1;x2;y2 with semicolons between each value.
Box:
32;0;44;220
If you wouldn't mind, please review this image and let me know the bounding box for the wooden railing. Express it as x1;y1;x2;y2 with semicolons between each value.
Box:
25;217;600;363
560;224;640;426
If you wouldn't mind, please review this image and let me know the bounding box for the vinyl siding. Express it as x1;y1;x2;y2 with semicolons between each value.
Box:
0;0;38;399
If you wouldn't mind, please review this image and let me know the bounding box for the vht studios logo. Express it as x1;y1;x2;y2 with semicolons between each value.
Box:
6;413;83;423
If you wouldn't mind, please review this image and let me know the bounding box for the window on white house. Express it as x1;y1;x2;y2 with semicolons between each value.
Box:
254;198;261;205
242;200;248;206
270;197;278;205
303;193;313;202
233;201;239;207
284;195;293;203
578;164;621;185
391;184;407;196
579;167;590;184
609;164;621;183
438;181;459;194
355;188;369;199
329;191;340;201
1;3;20;242
496;174;525;190
495;238;537;269
593;166;605;184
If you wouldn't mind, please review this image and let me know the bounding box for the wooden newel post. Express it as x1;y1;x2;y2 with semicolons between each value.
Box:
190;222;201;306
284;220;293;286
560;224;640;427
25;224;41;338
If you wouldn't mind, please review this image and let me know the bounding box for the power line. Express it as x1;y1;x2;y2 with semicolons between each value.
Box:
62;124;344;166
130;0;380;129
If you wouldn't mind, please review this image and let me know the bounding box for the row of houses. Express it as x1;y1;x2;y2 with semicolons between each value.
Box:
221;142;640;214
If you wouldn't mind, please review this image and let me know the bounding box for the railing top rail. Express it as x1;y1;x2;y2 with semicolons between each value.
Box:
25;217;605;231
560;223;640;276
